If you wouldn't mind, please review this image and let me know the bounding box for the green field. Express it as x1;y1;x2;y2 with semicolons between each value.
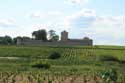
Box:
0;45;125;83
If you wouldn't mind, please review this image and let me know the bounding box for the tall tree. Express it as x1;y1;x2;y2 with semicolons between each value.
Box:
48;30;59;41
0;36;12;45
32;29;47;41
48;30;56;40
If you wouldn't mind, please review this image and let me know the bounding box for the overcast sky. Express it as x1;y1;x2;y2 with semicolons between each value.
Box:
0;0;125;45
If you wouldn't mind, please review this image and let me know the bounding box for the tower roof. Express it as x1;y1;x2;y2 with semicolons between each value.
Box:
62;30;67;33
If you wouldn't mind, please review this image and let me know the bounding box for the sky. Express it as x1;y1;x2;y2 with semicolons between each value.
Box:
0;0;125;45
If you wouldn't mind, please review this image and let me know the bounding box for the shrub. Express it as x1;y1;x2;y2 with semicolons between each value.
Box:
101;69;118;83
31;62;50;69
49;52;61;59
97;55;119;62
118;60;125;64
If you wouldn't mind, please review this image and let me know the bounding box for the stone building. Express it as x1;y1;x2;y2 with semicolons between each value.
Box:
60;31;93;45
61;31;68;42
17;30;93;46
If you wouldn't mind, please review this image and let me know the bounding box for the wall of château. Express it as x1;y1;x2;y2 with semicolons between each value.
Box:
17;39;93;46
17;31;93;46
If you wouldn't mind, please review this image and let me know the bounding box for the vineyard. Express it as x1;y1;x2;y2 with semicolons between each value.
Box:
0;45;125;83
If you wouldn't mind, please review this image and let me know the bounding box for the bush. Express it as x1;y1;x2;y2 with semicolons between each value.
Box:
49;52;61;59
118;60;125;64
101;69;118;82
31;62;50;69
98;55;119;62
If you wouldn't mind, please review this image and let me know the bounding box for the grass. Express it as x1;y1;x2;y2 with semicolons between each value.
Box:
0;45;125;83
0;45;124;73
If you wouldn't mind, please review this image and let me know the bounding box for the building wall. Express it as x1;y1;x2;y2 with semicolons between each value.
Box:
61;31;68;41
17;39;93;46
17;31;93;46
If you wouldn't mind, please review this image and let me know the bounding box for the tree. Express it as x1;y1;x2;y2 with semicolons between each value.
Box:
48;30;56;40
0;37;4;44
48;30;59;41
4;36;13;44
32;29;47;41
52;35;59;41
0;36;12;45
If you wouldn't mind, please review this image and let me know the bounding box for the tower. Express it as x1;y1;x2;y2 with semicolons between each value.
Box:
17;38;22;45
61;30;68;41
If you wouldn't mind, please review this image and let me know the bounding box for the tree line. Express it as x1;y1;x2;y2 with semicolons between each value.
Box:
0;29;59;45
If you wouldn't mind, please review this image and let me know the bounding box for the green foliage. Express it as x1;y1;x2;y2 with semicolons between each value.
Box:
51;35;59;41
48;30;59;41
31;62;50;69
49;52;61;59
0;36;31;45
97;55;119;62
118;60;125;64
48;80;52;83
32;29;47;41
0;45;124;82
101;69;118;82
0;36;13;45
0;45;124;80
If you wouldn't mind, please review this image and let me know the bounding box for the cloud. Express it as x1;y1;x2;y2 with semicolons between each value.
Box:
28;11;62;19
28;11;45;19
1;8;125;45
81;16;125;45
65;0;88;5
64;9;96;28
48;11;62;16
63;9;125;45
0;24;36;37
27;13;125;45
32;21;71;32
0;18;16;28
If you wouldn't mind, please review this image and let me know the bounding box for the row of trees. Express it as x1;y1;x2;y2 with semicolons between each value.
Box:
0;29;59;45
32;29;59;41
0;36;13;45
0;36;31;45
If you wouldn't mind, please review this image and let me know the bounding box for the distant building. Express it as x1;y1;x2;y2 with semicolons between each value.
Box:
17;30;93;46
61;31;68;42
60;31;93;46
